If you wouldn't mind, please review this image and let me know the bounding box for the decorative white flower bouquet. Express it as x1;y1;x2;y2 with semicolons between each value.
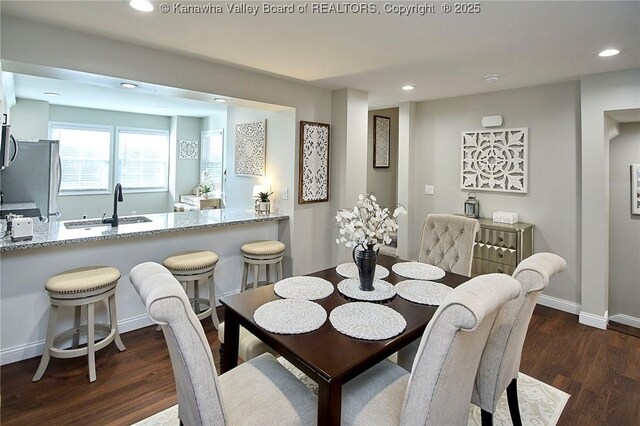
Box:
335;193;407;251
199;170;215;194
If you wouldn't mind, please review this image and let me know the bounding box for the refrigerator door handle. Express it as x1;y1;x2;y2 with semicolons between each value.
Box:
56;155;62;195
9;135;18;163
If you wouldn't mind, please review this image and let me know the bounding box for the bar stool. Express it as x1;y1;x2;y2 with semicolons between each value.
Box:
217;322;277;366
163;250;220;329
240;240;286;292
33;266;126;383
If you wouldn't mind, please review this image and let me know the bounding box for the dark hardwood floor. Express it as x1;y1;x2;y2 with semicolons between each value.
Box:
1;305;639;425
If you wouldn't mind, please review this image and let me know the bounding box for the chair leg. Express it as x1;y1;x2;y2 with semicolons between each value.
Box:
87;303;96;382
33;304;59;382
241;261;248;292
266;263;271;284
72;305;82;349
209;272;220;330
277;260;283;281
108;293;126;352
193;280;200;313
481;409;493;426
507;378;523;426
253;264;259;290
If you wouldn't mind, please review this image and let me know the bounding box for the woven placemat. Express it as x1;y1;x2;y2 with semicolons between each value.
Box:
337;279;396;302
335;263;390;279
254;299;326;334
392;262;446;280
329;302;406;340
273;276;334;300
395;280;453;305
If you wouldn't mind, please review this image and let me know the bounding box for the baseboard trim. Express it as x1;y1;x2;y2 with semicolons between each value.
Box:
579;310;608;330
609;313;640;329
538;294;581;315
215;289;240;306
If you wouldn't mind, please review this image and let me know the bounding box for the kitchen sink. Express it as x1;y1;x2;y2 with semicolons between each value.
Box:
64;216;152;229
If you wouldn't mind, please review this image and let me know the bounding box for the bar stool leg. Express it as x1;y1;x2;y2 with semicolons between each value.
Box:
32;305;59;382
253;264;259;290
108;294;126;352
193;280;200;313
241;261;249;292
72;305;82;349
208;273;220;329
266;264;271;284
277;260;283;281
87;303;96;382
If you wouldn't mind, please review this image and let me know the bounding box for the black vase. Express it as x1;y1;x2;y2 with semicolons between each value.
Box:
352;245;377;291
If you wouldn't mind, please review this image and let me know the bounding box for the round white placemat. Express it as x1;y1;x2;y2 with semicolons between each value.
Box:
395;280;453;305
337;279;396;302
273;276;334;300
254;299;327;334
392;262;446;280
335;263;390;279
329;302;406;340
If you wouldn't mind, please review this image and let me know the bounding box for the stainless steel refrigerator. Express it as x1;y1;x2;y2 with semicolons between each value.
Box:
0;139;61;220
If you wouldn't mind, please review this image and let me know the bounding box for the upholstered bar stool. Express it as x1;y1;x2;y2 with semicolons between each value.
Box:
33;266;126;383
240;240;286;292
163;250;220;329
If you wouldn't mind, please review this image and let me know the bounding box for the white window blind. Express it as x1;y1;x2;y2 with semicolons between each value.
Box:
117;128;169;191
200;129;224;194
51;124;112;192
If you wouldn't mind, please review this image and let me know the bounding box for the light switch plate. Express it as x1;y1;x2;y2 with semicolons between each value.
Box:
424;185;435;195
282;188;289;200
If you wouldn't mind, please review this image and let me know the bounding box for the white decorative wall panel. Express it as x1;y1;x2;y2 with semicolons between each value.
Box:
461;128;528;193
235;120;266;177
178;140;198;159
299;121;330;203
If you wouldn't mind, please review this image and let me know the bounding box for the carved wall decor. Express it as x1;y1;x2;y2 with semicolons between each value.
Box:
178;140;199;160
632;164;640;215
461;128;528;193
374;115;391;168
235;120;266;177
299;121;330;204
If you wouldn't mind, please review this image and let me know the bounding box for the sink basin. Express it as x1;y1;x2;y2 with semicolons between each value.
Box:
64;216;152;229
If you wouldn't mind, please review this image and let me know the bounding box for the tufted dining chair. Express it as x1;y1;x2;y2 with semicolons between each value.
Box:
472;253;566;426
129;262;317;426
341;274;521;425
418;214;480;277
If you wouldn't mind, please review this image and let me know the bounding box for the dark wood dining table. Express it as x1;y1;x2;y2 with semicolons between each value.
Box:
220;255;470;425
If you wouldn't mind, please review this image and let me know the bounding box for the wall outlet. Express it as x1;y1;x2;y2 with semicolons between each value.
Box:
82;213;87;219
424;185;435;195
282;188;288;200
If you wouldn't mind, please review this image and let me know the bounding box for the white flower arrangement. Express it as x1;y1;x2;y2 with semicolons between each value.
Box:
335;193;407;251
199;170;215;194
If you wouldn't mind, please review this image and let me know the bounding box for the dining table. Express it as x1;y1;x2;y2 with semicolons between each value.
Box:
220;254;470;425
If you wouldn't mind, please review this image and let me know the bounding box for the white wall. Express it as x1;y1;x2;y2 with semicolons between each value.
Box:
608;122;640;322
580;68;640;328
367;107;399;208
9;98;49;140
171;116;201;207
409;81;582;304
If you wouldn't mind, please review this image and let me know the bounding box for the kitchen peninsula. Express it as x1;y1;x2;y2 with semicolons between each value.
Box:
0;208;290;364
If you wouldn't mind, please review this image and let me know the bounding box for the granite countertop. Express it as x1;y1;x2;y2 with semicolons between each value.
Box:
0;208;289;252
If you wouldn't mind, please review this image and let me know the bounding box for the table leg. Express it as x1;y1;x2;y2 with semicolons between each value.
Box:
318;377;342;426
221;307;239;374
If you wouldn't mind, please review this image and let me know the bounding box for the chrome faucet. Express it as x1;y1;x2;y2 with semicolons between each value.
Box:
102;183;123;227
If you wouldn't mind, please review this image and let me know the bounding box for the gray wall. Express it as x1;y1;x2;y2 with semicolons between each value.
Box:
609;122;640;320
10;98;49;140
410;81;581;304
367;107;399;208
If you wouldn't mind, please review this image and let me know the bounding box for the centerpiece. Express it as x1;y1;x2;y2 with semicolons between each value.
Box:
199;170;215;198
335;193;406;291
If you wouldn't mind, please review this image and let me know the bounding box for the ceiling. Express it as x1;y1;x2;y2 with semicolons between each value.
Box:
1;1;639;107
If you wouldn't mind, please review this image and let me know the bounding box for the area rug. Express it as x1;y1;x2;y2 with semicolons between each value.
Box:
134;358;570;426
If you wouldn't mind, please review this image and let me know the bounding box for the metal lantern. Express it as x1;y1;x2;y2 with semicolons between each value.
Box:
464;192;480;218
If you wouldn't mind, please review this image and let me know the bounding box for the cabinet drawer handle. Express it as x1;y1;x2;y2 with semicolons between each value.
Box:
498;252;503;258
497;268;503;273
498;237;504;243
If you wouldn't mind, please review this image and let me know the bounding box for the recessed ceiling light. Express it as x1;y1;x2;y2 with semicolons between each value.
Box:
598;49;620;57
485;74;501;83
44;92;60;97
129;0;154;12
120;82;138;89
213;98;227;103
402;85;415;91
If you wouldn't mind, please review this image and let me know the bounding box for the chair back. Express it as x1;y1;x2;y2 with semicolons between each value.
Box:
418;214;480;276
472;253;567;412
400;273;521;425
129;262;226;426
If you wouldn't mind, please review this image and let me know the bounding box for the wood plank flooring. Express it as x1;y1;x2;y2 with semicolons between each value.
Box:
1;305;639;425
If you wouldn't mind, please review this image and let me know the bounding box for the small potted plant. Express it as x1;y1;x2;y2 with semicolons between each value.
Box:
199;170;215;198
257;191;273;215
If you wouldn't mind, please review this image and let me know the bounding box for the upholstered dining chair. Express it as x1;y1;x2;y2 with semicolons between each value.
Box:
472;253;567;426
129;262;317;426
341;273;521;425
418;214;480;277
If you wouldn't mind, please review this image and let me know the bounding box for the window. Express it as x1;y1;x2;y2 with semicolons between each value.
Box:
117;128;170;191
200;129;224;194
51;123;112;193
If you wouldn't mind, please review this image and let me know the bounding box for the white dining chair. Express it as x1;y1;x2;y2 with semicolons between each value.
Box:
418;214;480;277
129;262;317;426
341;273;521;425
472;253;567;426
